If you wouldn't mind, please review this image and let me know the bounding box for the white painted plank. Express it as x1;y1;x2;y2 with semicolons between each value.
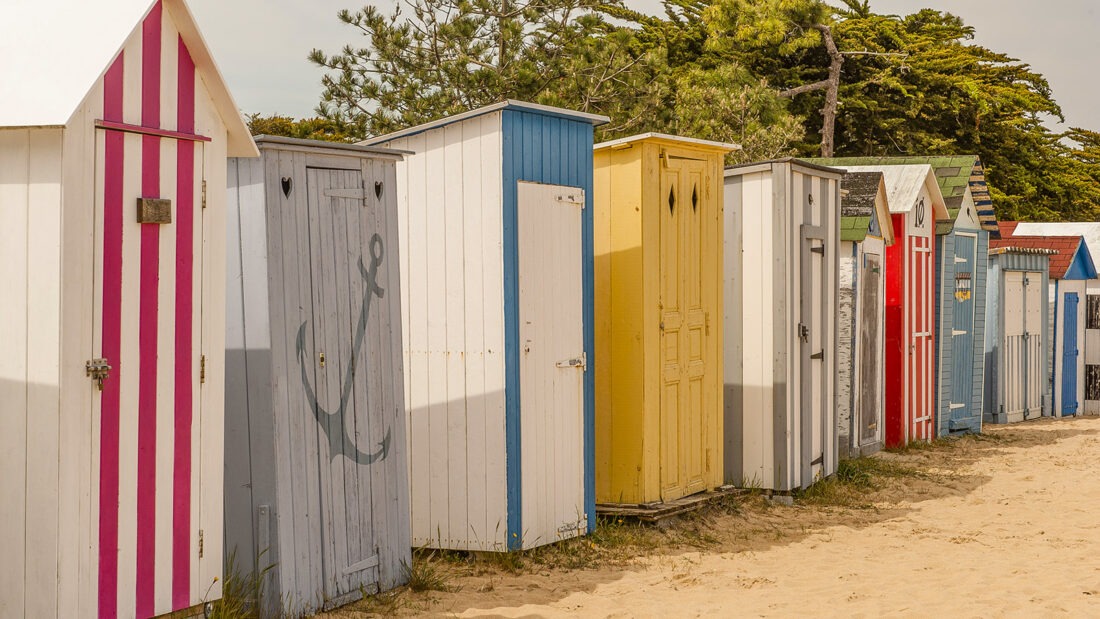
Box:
460;122;489;549
442;124;469;549
0;128;29;619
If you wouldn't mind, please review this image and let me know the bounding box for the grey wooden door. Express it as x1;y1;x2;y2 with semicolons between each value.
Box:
303;166;383;601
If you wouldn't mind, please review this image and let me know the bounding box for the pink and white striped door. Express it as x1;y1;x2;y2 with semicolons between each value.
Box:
91;3;209;617
908;233;934;443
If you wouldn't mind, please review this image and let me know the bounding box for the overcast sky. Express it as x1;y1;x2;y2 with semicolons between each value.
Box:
190;0;1100;132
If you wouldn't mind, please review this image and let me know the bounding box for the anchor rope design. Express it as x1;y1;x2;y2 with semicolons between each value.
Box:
296;232;391;464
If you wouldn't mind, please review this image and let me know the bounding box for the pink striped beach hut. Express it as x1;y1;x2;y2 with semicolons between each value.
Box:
0;1;256;617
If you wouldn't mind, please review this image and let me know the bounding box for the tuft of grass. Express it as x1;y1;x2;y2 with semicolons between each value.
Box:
795;456;922;507
207;548;275;619
403;548;457;593
354;587;407;617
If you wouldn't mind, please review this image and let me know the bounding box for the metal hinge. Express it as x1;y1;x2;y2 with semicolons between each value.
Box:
200;355;206;384
555;193;585;209
198;529;204;558
810;245;825;255
201;180;207;209
556;352;587;371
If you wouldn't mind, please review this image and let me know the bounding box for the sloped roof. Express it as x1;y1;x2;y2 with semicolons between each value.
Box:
840;171;894;245
816;155;996;234
361;100;610;145
0;0;256;156
1013;222;1100;274
596;133;738;153
835;165;949;234
993;222;1097;279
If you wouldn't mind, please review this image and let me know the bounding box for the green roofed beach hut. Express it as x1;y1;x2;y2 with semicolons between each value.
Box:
820;156;997;437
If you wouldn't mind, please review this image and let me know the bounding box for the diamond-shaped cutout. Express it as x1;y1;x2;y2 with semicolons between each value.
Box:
668;186;676;215
692;184;698;212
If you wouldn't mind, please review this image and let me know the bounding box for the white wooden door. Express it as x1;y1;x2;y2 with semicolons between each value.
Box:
517;181;586;546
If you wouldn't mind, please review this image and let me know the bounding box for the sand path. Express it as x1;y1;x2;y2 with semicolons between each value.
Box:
443;418;1100;617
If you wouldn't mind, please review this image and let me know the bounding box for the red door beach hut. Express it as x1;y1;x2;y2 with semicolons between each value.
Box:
0;0;257;616
840;165;948;447
836;171;895;458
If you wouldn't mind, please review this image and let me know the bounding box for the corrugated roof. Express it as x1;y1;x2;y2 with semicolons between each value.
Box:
361;100;610;145
816;155;997;234
993;222;1094;279
0;0;256;156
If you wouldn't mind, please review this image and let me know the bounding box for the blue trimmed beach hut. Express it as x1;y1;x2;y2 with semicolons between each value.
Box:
363;101;608;551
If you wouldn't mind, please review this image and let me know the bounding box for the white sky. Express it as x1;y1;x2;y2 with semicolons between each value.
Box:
190;0;1099;132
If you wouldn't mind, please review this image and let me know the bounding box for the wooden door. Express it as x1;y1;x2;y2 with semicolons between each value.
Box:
516;181;586;545
948;233;978;431
1062;292;1080;416
91;129;205;617
857;253;883;449
908;231;934;442
1023;273;1045;415
301;166;383;603
799;200;828;482
659;149;709;501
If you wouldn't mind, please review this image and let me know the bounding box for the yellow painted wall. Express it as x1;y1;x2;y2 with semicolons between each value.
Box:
594;135;730;505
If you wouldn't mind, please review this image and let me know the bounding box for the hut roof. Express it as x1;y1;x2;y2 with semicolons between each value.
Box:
840;171;894;245
361;100;610;146
816;155;996;234
835;164;950;234
1013;222;1100;273
0;0;255;156
993;222;1098;280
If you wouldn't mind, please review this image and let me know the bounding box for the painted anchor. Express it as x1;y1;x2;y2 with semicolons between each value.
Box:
296;232;391;465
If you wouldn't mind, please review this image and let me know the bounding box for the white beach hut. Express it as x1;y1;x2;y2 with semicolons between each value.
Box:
0;1;256;617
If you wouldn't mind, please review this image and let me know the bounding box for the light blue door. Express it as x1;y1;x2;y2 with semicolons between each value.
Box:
1062;292;1080;416
949;234;978;432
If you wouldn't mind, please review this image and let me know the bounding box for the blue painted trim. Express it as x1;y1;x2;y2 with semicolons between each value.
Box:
1052;278;1060;416
501;112;523;550
500;110;598;548
1064;240;1098;280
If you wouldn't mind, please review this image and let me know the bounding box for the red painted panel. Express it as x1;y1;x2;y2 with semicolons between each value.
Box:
884;214;906;448
172;35;196;610
98;53;125;619
136;3;163;615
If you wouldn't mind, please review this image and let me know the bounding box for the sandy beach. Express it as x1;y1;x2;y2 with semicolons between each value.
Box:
329;417;1100;617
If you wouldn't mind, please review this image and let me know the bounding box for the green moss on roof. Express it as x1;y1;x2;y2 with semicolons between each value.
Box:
841;215;873;242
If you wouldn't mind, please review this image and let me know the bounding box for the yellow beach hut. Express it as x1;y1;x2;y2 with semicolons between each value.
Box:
593;133;735;506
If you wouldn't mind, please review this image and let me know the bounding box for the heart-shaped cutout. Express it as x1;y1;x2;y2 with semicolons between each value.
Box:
374;181;384;200
281;177;292;197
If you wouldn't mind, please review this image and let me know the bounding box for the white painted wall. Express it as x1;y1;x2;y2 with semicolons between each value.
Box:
381;113;509;550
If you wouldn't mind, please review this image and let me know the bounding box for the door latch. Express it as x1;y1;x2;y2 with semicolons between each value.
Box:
86;358;112;391
556;352;587;371
798;323;810;343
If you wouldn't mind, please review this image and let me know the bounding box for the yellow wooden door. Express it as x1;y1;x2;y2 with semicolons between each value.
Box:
659;148;710;501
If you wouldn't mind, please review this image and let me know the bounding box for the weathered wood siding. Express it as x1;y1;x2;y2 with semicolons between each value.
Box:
837;241;857;459
225;140;411;614
724;161;841;491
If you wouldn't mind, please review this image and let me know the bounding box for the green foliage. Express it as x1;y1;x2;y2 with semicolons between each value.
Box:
245;113;356;142
310;0;1100;220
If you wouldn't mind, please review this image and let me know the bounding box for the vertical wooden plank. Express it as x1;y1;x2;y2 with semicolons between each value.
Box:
0;128;30;619
480;116;507;549
442;124;469;549
423;128;452;547
460;121;489;549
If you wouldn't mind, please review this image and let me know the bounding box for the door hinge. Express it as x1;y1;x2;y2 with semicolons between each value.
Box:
810;245;825;255
810;350;824;360
198;529;204;558
86;358;112;391
200;355;206;384
201;180;207;209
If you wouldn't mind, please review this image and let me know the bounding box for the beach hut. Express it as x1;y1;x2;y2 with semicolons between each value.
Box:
836;172;895;459
1014;222;1100;414
224;137;410;613
833;165;948;447
995;223;1098;417
363;101;608;551
0;0;257;616
592;133;734;506
723;159;841;491
822;156;997;437
983;244;1053;423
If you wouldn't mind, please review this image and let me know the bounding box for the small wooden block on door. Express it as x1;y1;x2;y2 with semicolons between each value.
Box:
137;197;172;224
